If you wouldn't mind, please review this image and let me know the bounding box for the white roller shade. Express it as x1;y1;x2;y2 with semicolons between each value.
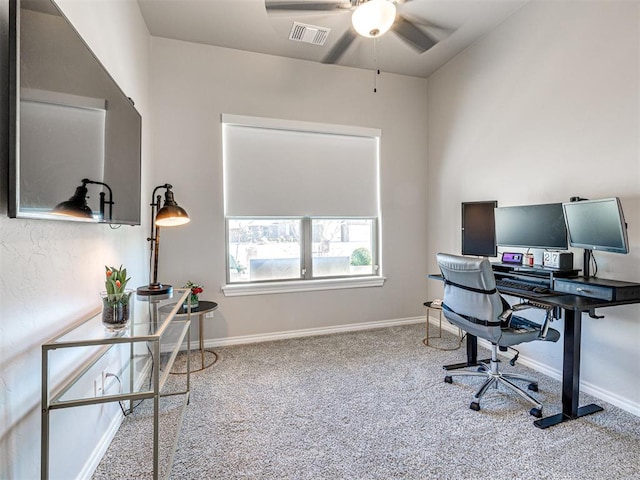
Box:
223;114;380;217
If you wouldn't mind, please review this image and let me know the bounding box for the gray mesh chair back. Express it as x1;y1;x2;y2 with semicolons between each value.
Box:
436;253;504;343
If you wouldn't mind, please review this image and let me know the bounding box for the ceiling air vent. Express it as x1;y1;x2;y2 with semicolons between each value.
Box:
288;22;330;46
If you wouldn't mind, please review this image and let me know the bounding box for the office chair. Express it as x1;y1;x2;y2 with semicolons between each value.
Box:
436;253;560;417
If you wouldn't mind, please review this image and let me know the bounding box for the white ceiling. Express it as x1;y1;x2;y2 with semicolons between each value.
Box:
137;0;528;78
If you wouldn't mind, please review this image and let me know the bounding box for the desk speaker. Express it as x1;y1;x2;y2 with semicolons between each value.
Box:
543;251;573;270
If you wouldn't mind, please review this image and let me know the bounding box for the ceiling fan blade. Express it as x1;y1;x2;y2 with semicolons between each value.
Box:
322;29;357;64
391;15;438;53
265;1;351;12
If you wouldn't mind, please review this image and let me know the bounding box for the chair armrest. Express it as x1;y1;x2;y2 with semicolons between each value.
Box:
510;302;551;312
503;302;556;339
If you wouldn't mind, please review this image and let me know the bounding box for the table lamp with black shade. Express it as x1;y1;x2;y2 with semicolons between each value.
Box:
137;184;190;296
52;178;113;221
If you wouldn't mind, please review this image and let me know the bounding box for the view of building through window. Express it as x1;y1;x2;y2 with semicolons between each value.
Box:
228;218;302;282
228;218;375;282
311;219;374;277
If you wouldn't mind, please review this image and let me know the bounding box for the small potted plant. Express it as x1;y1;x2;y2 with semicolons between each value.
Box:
183;281;203;311
101;265;133;331
350;247;372;274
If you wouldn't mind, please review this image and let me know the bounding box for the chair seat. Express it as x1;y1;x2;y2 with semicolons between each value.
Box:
498;315;561;347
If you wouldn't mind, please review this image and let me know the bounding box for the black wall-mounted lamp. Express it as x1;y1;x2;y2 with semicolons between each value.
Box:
52;178;113;221
137;184;190;296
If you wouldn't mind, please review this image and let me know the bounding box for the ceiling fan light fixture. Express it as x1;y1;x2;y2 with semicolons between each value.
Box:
352;0;396;38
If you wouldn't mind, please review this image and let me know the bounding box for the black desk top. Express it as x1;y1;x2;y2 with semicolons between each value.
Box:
427;273;639;312
504;292;639;312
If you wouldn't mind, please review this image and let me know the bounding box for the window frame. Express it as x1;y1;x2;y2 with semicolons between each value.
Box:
226;216;304;284
307;217;379;280
224;216;384;296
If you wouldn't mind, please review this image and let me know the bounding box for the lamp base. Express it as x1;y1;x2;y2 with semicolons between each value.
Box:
137;283;173;296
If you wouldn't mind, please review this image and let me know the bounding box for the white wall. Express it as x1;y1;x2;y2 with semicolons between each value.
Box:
0;1;150;478
149;38;429;340
427;1;640;413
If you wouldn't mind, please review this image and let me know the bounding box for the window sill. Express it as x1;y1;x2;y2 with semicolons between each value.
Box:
221;276;386;297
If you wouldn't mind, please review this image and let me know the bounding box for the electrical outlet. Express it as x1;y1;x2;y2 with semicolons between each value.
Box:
205;311;215;318
101;369;110;393
94;374;104;396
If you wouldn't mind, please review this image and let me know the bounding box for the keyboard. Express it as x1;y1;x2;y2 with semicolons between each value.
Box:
495;278;555;296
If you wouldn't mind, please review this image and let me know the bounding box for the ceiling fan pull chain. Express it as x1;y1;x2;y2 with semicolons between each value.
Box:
373;37;379;93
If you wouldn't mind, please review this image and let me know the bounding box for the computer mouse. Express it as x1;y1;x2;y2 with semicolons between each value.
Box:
533;287;549;293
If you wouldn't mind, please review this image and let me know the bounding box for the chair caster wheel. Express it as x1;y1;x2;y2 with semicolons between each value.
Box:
528;383;539;392
444;376;453;384
530;407;543;418
470;402;480;411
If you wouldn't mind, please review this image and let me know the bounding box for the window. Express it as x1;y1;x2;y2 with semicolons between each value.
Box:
311;218;376;278
222;114;383;295
228;218;302;282
227;217;377;283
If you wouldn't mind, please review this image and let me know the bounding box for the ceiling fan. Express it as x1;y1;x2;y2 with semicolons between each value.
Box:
265;0;441;64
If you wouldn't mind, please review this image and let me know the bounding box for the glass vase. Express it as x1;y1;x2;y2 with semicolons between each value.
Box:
183;293;199;312
101;289;133;331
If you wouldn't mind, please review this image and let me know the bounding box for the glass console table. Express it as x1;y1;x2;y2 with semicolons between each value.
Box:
41;289;192;480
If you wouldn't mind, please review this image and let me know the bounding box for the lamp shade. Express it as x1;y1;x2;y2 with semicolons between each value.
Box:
52;184;93;219
352;0;396;38
155;189;190;227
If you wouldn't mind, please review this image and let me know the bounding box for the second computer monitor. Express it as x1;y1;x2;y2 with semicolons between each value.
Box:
562;197;629;254
495;202;568;250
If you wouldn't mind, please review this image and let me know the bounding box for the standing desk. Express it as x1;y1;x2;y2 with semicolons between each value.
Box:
428;273;640;429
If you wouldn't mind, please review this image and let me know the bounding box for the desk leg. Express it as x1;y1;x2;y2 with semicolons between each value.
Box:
534;309;603;429
443;335;491;371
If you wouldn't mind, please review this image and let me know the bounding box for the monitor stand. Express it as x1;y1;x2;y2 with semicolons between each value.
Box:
583;249;592;278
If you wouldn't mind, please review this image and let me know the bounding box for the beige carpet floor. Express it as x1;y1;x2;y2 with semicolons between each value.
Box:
93;323;640;479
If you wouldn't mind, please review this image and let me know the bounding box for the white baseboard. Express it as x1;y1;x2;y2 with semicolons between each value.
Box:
76;410;123;480
204;316;425;348
578;381;640;417
433;317;640;417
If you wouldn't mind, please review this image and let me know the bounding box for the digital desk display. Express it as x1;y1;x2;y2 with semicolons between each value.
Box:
501;252;523;264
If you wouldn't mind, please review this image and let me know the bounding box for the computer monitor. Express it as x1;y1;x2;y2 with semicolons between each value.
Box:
562;197;629;254
494;202;568;250
461;201;497;257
